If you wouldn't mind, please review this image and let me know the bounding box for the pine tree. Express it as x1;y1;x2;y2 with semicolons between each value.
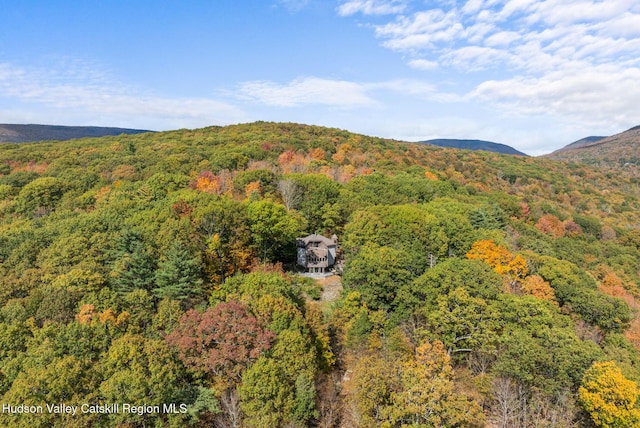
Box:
111;230;156;294
153;241;202;301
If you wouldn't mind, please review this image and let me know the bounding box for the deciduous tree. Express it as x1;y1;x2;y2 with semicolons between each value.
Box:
166;300;275;387
579;361;640;428
246;200;306;262
466;240;528;290
342;244;413;311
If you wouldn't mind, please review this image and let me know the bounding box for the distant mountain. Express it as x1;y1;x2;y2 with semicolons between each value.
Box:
419;138;528;156
545;126;640;168
563;136;607;150
0;124;152;143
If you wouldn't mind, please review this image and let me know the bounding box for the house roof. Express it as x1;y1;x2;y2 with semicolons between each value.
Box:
307;247;328;257
298;233;335;246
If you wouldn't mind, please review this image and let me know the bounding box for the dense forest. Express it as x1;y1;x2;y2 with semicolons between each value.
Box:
0;122;639;427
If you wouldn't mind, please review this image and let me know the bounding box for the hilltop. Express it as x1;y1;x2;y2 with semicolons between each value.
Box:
420;138;528;156
562;136;607;150
0;123;152;143
546;125;640;169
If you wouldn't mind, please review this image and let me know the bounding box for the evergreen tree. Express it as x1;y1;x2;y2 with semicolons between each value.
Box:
153;241;203;301
110;230;156;294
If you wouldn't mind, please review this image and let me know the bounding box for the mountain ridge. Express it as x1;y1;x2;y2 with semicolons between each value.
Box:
546;125;640;168
563;136;607;150
419;138;528;156
0;123;153;143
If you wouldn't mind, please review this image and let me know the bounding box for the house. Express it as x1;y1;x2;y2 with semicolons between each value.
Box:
296;234;338;274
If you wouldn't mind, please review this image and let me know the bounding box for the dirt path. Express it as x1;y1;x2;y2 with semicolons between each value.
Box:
314;275;343;303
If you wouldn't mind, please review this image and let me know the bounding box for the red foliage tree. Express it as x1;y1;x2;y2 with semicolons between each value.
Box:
535;214;565;238
563;220;583;237
166;300;275;385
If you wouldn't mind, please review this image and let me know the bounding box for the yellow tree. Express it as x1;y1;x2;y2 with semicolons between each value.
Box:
579;361;640;428
388;340;484;427
466;240;528;292
244;180;262;200
194;171;224;194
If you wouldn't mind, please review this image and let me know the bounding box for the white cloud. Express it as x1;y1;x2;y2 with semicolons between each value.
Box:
338;0;640;132
359;1;640;74
337;0;407;16
472;65;640;129
237;76;456;109
461;0;485;15
0;61;245;129
372;79;437;97
442;46;511;70
528;0;636;26
408;59;438;70
375;9;460;44
238;77;376;108
598;12;640;38
484;30;520;47
495;0;537;20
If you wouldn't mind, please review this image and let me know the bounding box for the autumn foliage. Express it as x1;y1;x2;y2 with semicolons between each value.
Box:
521;275;557;303
466;240;527;291
166;300;275;386
579;361;640;427
2;122;640;426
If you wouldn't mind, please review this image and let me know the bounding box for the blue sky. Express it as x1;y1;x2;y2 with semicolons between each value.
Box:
1;0;639;155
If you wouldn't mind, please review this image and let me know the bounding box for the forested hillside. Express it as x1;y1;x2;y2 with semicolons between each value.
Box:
1;122;640;427
0;124;151;143
546;125;640;171
419;138;528;156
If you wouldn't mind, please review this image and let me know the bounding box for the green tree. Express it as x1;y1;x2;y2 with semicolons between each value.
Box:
283;173;341;233
187;386;221;425
293;372;319;425
537;256;631;332
397;258;502;316
240;356;294;428
338;173;407;214
16;176;66;216
469;204;506;230
100;334;188;427
152;297;184;335
422;199;478;257
426;287;498;357
211;271;302;308
342;204;448;274
494;295;604;395
153;240;203;301
246;200;306;262
2;353;99;427
109;229;156;293
342;244;413;311
235;168;279;197
30;285;83;326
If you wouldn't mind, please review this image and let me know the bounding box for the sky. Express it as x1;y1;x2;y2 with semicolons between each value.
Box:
1;1;639;155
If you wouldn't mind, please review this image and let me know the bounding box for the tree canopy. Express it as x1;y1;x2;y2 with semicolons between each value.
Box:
0;121;639;426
